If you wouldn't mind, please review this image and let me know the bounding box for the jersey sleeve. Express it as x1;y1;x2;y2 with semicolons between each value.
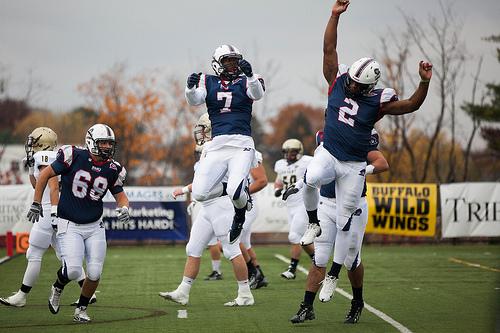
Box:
368;129;380;151
380;88;399;104
185;74;207;106
51;145;75;175
254;150;263;164
246;74;265;101
274;160;283;181
337;64;349;77
110;164;126;195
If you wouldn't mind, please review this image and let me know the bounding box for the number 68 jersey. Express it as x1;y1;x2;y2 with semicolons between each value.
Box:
51;145;126;224
274;155;313;207
324;64;398;162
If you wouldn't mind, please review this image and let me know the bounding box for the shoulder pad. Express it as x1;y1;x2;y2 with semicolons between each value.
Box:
56;145;75;166
380;88;399;103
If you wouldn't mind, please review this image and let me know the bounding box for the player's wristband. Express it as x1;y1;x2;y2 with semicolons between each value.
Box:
51;205;58;216
182;186;190;194
365;165;375;175
28;166;34;176
420;79;430;83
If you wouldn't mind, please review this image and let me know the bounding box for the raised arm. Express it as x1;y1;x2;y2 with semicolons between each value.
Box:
323;1;350;85
185;73;207;106
380;61;433;115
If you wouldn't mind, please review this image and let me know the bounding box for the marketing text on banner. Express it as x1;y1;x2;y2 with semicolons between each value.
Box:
365;183;437;237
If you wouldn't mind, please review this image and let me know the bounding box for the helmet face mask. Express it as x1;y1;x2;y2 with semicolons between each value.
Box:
86;124;116;160
211;45;243;80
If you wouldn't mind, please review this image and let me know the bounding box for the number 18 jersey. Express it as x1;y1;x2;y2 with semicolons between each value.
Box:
51;145;126;224
324;64;398;162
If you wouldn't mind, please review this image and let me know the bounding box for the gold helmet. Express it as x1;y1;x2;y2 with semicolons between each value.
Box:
25;127;58;155
194;113;212;146
282;138;303;163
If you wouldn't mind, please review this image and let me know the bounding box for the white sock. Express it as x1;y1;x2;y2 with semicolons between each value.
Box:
237;279;250;294
179;276;194;294
212;260;221;273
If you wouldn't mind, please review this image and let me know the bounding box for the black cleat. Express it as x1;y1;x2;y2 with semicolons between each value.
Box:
290;302;315;324
344;299;364;324
255;276;269;289
228;216;244;244
282;186;299;201
204;271;223;281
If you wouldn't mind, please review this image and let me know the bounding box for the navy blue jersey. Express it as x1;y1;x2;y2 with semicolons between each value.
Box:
203;74;254;137
320;129;380;199
323;67;397;162
51;145;126;224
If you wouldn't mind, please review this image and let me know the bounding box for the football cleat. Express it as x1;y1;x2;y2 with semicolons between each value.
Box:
0;290;27;307
253;276;269;289
48;286;63;314
280;267;296;280
344;299;364;324
228;216;244;244
245;186;253;211
319;274;338;302
159;289;189;306
73;306;91;323
204;271;223;281
290;302;315;324
300;223;322;246
282;186;299;201
70;293;97;306
223;292;254;307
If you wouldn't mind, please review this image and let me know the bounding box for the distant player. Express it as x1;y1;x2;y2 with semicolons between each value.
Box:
274;139;314;279
291;129;389;324
159;113;254;307
27;124;129;323
287;0;432;301
185;44;265;245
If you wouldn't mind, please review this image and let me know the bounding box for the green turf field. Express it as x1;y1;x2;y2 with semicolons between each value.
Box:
0;244;499;333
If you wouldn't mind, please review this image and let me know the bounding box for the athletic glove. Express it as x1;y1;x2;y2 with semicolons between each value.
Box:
50;205;58;231
116;206;130;223
187;73;201;89
187;201;197;216
238;59;253;77
27;202;42;223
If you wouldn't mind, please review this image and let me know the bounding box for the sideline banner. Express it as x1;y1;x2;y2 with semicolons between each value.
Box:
0;185;34;235
440;182;500;238
102;187;188;241
365;183;437;237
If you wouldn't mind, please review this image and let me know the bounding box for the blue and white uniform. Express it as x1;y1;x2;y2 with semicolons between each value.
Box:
186;73;265;210
314;129;379;270
274;155;313;244
304;65;397;229
51;145;126;281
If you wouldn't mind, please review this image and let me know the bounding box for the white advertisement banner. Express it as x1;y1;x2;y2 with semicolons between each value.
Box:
252;184;289;233
0;185;34;234
440;182;500;238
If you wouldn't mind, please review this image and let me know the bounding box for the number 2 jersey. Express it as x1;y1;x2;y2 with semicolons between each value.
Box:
274;155;313;207
51;145;126;224
324;64;398;162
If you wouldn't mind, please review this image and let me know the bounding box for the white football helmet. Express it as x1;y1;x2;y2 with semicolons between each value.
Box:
282;138;303;162
347;57;381;96
193;113;212;146
211;45;243;79
85;124;116;159
25;127;58;155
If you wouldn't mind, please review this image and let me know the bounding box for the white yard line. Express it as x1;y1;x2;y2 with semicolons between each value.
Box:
274;253;413;333
449;257;500;273
0;256;12;264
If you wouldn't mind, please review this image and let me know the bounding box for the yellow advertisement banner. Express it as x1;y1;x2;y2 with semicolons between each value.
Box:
365;183;437;237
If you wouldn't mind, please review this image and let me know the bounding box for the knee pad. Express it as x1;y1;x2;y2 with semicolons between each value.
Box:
288;232;301;244
313;245;330;268
26;245;45;262
221;241;241;260
86;263;103;281
304;169;321;189
66;265;83;281
185;240;203;258
344;253;361;271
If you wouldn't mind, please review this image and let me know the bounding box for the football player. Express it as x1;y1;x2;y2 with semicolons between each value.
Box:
27;124;129;323
159;113;255;307
185;44;265;245
291;129;389;324
287;0;432;301
274;139;314;279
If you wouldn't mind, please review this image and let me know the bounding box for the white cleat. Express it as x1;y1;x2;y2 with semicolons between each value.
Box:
223;292;254;307
70;293;97;306
280;269;296;280
48;286;63;314
73;306;91;323
0;290;27;307
300;223;322;246
159;290;189;306
319;274;338;302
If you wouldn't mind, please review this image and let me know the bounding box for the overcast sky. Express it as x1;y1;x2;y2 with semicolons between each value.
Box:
1;0;499;146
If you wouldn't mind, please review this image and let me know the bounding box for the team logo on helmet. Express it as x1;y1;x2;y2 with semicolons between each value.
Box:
85;124;116;159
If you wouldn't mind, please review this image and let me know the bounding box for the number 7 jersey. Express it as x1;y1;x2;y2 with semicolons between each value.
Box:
51;145;127;224
324;64;398;162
